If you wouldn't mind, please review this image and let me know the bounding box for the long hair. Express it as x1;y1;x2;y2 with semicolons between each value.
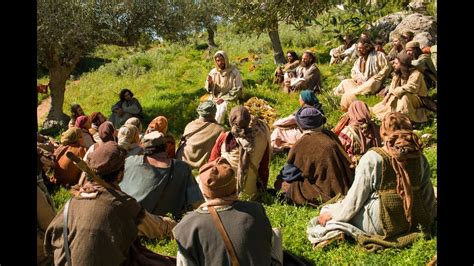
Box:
119;88;133;101
70;104;83;119
286;50;299;60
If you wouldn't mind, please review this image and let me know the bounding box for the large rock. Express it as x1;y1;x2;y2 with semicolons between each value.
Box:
370;12;409;43
413;31;434;48
390;13;437;46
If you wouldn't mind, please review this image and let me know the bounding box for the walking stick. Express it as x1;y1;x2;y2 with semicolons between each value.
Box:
65;151;112;190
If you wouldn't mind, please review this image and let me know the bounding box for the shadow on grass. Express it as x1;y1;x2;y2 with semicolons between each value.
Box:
71;56;112;78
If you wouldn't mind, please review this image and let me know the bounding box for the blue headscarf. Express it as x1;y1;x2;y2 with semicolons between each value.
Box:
300;90;324;114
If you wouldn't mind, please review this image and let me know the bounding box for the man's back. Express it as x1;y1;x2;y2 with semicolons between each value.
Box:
44;187;142;265
120;156;203;218
173;201;273;266
176;118;225;169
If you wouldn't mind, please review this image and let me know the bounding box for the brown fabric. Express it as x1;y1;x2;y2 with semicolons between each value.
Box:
229;106;251;133
332;114;350;136
51;144;86;186
380;112;421;227
346;100;381;153
199;157;236;199
87;141;126;176
142;131;167;148
228;106;255;193
280;129;354;205
37;185;55;265
146;116;168;134
98;121;116;142
44;185;145;265
60;127;82;145
380;112;412;140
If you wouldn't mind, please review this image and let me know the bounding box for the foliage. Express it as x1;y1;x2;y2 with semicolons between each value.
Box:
312;0;408;46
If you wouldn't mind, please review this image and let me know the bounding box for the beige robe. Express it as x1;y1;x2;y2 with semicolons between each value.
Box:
205;51;243;124
372;69;428;123
333;50;391;98
175;118;225;169
220;119;271;199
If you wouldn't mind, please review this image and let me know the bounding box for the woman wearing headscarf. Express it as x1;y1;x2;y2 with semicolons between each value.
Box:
204;50;243;124
88;112;107;143
307;112;436;251
271;90;324;152
146;116;176;158
125;117;144;140
118;124;143;157
50;127;87;186
274;105;354;206
332;100;381;165
79;122;117;185
209;106;271;200
75;115;95;149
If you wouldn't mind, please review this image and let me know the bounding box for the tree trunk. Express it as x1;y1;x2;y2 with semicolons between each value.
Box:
268;28;286;65
207;26;217;48
45;66;72;124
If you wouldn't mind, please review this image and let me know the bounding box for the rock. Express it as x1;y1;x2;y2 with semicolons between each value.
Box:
408;0;429;14
390;13;437;45
370;12;408;43
413;31;434;48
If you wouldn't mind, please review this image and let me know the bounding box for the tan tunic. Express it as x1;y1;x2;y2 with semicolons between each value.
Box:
372;69;428;123
176;118;225;169
220;120;270;199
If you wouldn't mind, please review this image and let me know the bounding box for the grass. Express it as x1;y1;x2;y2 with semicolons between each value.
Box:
41;20;437;265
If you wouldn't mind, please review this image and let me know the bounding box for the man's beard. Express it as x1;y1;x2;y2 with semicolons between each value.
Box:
301;61;309;67
394;68;402;75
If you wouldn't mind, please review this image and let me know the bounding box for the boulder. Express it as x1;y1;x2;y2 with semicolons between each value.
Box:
369;12;408;43
413;31;434;48
390;12;437;45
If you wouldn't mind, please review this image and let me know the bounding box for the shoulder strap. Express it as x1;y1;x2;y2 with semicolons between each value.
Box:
63;198;73;266
208;206;240;266
176;122;212;154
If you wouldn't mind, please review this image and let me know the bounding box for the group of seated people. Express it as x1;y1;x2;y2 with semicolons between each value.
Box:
37;32;437;264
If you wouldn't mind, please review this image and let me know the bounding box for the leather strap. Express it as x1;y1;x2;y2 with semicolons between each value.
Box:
208;206;240;266
63;198;73;266
176;122;211;154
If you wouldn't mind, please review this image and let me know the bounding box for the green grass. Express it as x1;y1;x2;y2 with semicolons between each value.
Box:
43;19;437;265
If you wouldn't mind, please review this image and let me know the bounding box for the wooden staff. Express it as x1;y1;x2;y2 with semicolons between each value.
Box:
66;151;112;190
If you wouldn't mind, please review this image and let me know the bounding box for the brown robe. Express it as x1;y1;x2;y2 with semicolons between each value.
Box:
44;186;175;265
277;129;354;205
51;144;86;186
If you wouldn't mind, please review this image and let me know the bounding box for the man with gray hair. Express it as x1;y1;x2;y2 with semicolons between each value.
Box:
176;100;225;169
120;131;204;219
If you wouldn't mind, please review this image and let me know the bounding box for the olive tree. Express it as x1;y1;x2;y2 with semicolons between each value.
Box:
219;0;334;64
37;0;190;130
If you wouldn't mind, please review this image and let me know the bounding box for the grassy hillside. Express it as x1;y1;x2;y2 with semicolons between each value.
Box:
39;22;437;265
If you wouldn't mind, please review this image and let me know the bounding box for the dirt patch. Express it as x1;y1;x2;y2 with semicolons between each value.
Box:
37;96;51;125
